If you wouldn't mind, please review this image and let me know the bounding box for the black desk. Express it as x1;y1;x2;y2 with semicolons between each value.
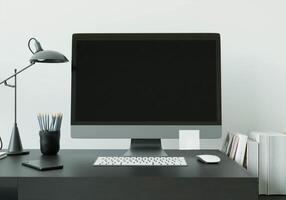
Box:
0;149;258;200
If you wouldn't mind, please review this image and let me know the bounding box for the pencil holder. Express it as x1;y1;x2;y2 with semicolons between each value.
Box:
39;131;60;155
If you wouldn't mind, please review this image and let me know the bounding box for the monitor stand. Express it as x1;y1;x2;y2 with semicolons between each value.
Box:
124;139;168;157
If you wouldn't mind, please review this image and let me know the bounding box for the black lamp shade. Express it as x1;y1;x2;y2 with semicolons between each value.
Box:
30;50;68;63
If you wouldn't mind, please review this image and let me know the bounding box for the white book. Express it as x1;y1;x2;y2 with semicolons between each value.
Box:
229;135;236;159
247;139;258;177
226;133;235;156
229;135;239;160
248;133;286;194
259;135;269;194
235;134;248;166
268;136;286;194
221;133;231;153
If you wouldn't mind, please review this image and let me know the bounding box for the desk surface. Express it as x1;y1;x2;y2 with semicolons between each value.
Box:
0;149;254;179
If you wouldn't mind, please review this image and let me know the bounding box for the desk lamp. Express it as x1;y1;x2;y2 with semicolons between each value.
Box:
0;38;68;155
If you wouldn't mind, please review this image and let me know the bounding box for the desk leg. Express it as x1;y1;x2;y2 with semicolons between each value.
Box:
0;178;18;200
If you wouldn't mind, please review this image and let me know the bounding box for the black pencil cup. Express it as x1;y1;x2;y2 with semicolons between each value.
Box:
39;131;60;155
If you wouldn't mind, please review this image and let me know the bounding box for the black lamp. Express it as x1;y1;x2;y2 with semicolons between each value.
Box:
0;38;68;155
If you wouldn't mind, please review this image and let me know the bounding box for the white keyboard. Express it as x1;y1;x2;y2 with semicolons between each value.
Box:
93;156;187;166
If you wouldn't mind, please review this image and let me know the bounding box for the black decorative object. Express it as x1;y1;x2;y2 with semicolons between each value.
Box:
0;38;68;156
39;131;60;155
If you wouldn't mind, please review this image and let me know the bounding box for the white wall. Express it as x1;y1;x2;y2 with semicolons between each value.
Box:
1;0;286;149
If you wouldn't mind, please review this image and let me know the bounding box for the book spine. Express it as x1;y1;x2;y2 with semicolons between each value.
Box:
268;136;286;194
259;135;269;194
247;139;258;177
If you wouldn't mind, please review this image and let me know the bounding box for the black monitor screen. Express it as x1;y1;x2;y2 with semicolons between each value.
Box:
72;34;221;125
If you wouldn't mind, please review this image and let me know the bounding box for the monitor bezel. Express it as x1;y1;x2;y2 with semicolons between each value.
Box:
71;33;221;126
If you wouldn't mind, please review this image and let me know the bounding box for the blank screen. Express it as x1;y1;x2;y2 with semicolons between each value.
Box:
72;38;220;124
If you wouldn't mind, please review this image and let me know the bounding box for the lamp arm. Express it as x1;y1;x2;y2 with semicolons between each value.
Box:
0;62;35;86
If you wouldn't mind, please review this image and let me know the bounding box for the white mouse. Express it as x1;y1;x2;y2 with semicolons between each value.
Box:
196;154;221;164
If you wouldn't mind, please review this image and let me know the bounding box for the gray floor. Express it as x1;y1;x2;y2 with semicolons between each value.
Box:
260;196;286;200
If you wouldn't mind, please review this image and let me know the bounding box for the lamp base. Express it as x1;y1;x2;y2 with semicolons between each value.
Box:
7;150;29;156
7;123;29;156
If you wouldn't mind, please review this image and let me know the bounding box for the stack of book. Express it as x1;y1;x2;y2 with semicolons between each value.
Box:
222;132;248;167
247;131;286;194
0;152;7;160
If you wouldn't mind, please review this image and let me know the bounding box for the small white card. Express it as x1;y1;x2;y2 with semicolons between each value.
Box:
179;130;200;150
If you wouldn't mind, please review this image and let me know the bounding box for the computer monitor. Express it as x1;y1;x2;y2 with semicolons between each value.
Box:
71;33;221;156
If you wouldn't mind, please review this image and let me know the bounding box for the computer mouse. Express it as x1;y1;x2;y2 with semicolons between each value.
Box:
196;154;221;164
